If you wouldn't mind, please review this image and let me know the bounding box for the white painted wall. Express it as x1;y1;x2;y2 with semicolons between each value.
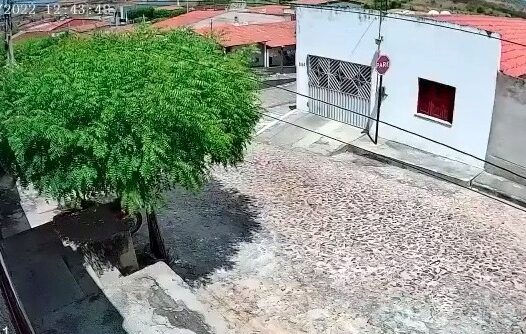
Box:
296;8;501;167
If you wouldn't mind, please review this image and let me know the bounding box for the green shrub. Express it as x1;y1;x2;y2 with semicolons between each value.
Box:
389;0;402;9
127;6;185;22
127;6;155;21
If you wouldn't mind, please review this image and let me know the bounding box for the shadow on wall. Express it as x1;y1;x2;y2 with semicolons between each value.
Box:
486;73;526;185
0;180;126;333
133;179;261;284
0;170;31;239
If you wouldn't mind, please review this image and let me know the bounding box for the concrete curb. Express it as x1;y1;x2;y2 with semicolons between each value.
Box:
262;77;297;87
345;143;476;188
471;182;526;208
345;141;526;209
471;173;526;209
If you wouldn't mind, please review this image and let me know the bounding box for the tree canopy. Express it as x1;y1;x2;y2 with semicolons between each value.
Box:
0;28;260;213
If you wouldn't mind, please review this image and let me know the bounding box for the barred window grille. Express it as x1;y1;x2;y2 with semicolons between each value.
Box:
308;55;372;99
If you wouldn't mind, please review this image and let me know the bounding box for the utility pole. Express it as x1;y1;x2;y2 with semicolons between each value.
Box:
2;0;14;65
373;0;387;144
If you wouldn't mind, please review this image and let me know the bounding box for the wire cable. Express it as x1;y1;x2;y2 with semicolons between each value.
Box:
10;0;526;49
176;52;526;182
259;108;526;214
257;81;526;181
7;1;526;207
293;3;526;47
224;0;526;49
15;0;526;51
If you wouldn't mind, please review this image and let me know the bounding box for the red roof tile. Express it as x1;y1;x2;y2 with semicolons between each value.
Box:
197;21;295;48
434;15;526;78
26;19;74;32
247;5;291;16
25;18;106;33
153;10;224;29
70;22;111;33
292;0;332;5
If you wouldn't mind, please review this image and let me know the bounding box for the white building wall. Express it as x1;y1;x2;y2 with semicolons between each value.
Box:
296;7;501;167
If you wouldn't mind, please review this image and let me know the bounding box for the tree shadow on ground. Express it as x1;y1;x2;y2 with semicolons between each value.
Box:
133;179;261;285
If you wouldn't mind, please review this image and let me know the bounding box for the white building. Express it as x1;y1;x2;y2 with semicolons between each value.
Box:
296;8;526;168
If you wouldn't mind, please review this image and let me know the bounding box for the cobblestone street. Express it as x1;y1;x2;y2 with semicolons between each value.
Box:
191;143;526;334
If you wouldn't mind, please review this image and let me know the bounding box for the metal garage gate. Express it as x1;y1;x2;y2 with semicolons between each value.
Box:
307;55;372;129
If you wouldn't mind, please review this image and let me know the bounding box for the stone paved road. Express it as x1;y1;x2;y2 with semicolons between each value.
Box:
192;143;526;334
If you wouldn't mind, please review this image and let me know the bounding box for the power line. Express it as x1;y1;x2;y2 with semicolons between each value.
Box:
7;8;524;184
292;2;526;47
20;0;526;51
172;46;526;181
6;2;526;204
9;0;526;49
292;3;526;49
258;108;526;214
257;80;526;181
226;0;526;49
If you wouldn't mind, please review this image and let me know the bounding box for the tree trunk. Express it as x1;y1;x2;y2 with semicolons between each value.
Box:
146;211;169;260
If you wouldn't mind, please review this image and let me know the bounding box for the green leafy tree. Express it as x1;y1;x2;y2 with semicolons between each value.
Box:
0;27;260;258
127;6;185;22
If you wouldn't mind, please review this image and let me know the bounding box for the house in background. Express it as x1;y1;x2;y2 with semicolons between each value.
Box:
198;21;295;69
296;7;526;179
153;5;293;31
14;18;110;42
154;6;296;71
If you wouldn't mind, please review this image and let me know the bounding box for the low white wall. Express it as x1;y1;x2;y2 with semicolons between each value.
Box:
296;8;501;167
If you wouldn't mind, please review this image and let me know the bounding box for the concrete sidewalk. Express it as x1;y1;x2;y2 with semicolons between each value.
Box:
91;262;228;334
256;109;526;208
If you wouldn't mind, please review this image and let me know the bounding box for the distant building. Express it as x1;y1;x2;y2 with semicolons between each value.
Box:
153;6;292;31
154;7;296;71
14;18;110;41
198;21;296;69
296;7;526;176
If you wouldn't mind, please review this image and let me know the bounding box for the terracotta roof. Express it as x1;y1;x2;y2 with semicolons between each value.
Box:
25;18;106;33
247;5;291;16
292;0;333;5
70;22;111;33
434;15;526;78
153;10;224;29
26;19;74;32
197;21;295;48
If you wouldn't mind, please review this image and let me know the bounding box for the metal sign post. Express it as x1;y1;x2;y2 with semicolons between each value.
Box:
373;55;390;144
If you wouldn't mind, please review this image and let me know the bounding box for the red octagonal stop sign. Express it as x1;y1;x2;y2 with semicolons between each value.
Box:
376;55;390;75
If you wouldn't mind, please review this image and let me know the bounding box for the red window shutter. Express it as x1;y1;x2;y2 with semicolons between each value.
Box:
417;78;455;123
417;79;431;116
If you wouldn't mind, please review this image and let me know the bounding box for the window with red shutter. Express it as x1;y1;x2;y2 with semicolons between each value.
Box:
417;78;456;123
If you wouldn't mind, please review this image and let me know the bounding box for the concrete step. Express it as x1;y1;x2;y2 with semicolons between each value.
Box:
93;262;228;334
472;171;526;207
348;135;484;187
